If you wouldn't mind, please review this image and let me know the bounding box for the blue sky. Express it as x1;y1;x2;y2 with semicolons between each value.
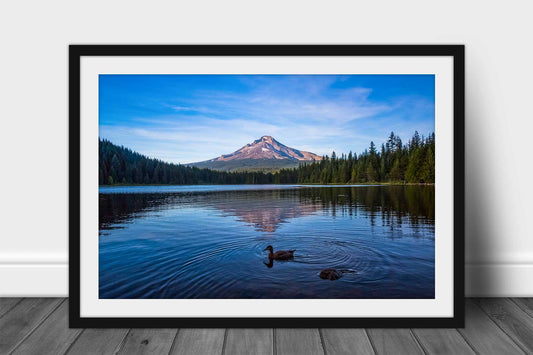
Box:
99;75;435;164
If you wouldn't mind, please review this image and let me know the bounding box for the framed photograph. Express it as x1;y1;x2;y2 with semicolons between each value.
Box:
70;45;464;327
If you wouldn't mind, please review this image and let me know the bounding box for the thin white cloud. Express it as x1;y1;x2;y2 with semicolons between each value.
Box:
180;82;389;125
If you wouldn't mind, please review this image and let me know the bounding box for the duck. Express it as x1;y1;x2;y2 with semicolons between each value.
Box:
319;268;342;281
263;245;295;260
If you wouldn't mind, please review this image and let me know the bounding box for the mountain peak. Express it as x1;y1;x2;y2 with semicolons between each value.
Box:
254;135;276;144
189;136;323;172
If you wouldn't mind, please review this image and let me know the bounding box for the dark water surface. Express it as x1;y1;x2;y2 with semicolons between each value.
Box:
99;185;435;299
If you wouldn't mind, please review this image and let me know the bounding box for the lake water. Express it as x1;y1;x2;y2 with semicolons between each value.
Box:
99;185;435;299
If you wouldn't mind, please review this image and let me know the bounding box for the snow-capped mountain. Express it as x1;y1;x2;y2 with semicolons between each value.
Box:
189;136;322;172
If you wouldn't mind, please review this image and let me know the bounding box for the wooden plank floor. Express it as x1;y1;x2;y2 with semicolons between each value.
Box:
1;299;532;354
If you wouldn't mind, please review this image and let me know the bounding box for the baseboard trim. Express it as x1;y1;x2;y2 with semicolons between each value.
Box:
1;263;532;297
0;264;68;297
465;263;533;297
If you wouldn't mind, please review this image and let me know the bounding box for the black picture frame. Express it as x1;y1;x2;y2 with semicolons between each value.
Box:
69;45;465;328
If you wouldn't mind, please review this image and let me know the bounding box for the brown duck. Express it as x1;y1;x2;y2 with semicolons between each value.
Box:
263;245;295;260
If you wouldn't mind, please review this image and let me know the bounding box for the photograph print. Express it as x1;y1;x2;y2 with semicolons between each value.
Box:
71;45;463;327
98;74;436;300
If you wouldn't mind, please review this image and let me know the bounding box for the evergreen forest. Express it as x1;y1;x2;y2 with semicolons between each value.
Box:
99;131;435;185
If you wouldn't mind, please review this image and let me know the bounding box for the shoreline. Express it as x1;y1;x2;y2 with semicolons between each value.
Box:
99;182;435;187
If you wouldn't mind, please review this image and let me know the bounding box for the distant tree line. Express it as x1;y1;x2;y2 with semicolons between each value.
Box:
99;139;277;185
99;131;434;186
296;131;435;184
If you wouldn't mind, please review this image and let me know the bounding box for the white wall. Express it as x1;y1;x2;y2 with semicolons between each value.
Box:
1;0;532;297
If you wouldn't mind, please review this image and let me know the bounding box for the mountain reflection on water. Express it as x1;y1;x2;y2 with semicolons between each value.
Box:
99;185;435;299
100;185;434;234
